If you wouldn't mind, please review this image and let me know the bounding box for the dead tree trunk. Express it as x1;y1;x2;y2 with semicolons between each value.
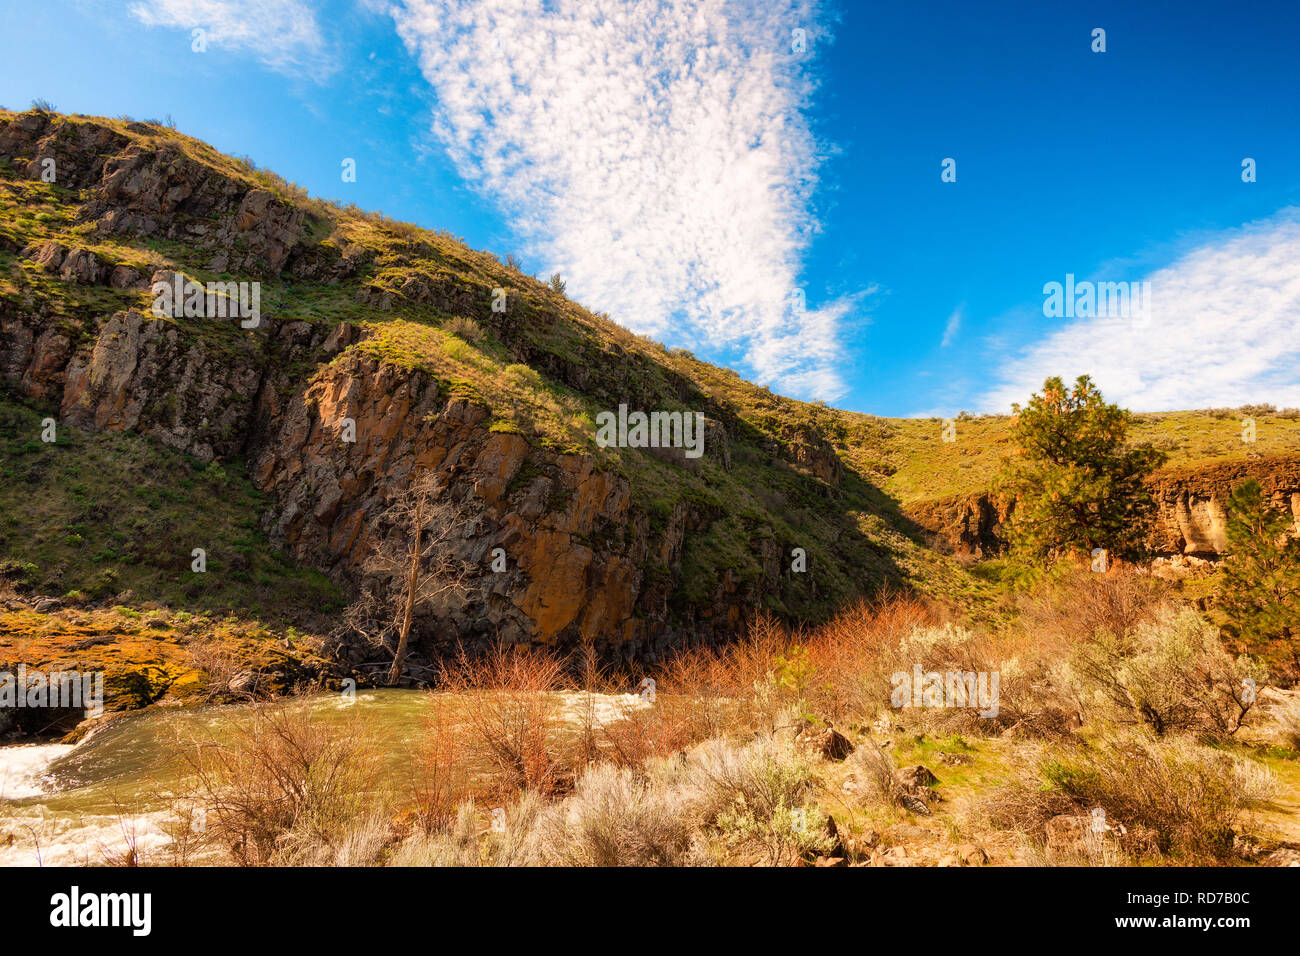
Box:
388;490;427;685
342;473;472;688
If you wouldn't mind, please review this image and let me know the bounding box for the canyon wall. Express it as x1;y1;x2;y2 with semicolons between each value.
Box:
907;456;1300;557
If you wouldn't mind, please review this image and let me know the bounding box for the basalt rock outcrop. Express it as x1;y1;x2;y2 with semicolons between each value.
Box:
908;456;1300;558
252;350;654;651
2;110;884;663
0;294;774;659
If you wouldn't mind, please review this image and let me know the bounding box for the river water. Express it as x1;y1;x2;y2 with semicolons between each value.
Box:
0;688;649;866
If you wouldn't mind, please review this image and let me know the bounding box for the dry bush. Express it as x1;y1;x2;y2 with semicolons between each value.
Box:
389;801;484;867
872;620;1043;736
437;643;566;796
1019;567;1171;650
391;737;826;867
526;762;703;866
726;611;798;731
482;791;550;866
284;813;390;866
1276;694;1300;751
800;594;936;726
685;735;815;827
565;642;614;769
598;702;695;768
656;643;736;738
533;734;826;866
647;614;789;736
686;735;831;865
175;703;382;865
654;596;937;738
407;696;473;834
442;315;485;345
988;731;1275;861
1067;607;1266;737
844;738;910;809
185;636;251;703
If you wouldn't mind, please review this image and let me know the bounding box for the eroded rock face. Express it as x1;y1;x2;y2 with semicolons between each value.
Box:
251;351;672;653
0;296;768;657
907;457;1300;558
906;493;1013;558
2;114;314;279
1147;459;1300;554
0;111;815;660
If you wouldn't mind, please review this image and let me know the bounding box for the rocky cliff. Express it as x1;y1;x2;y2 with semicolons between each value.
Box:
1;108;953;665
6;108;1295;672
907;456;1300;557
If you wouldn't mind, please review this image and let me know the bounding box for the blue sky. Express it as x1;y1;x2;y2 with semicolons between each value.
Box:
2;0;1297;416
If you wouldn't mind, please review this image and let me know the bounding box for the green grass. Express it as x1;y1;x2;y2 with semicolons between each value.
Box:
862;411;1300;505
0;394;340;623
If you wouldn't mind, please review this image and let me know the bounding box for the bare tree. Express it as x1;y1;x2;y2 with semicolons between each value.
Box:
345;473;473;685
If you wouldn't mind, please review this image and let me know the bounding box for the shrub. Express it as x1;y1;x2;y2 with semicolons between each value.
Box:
408;697;473;834
655;644;740;740
388;801;484;867
1275;695;1300;752
527;762;702;866
1067;607;1265;737
844;738;910;809
995;731;1275;860
876;619;1044;734
598;702;695;769
715;793;831;866
176;703;381;865
442;315;485;345
503;363;542;388
688;736;830;865
437;644;566;796
1019;566;1171;650
686;735;815;828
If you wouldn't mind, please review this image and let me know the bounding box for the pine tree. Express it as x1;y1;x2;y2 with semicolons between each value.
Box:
1219;479;1300;675
996;375;1166;563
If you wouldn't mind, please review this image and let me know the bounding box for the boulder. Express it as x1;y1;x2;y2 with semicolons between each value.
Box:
227;671;258;695
896;764;938;789
798;725;855;761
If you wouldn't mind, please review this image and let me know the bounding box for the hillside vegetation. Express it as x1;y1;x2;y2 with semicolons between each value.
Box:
1;107;1297;712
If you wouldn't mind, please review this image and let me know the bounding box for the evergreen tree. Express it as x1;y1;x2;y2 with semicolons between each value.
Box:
1219;478;1300;675
997;375;1166;562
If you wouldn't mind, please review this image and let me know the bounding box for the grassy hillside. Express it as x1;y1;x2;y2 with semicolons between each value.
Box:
3;106;1296;653
864;409;1300;505
0;394;339;622
0;107;990;627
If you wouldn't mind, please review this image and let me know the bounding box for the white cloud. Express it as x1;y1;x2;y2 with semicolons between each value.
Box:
386;0;854;400
980;209;1300;413
128;0;337;80
940;304;962;348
